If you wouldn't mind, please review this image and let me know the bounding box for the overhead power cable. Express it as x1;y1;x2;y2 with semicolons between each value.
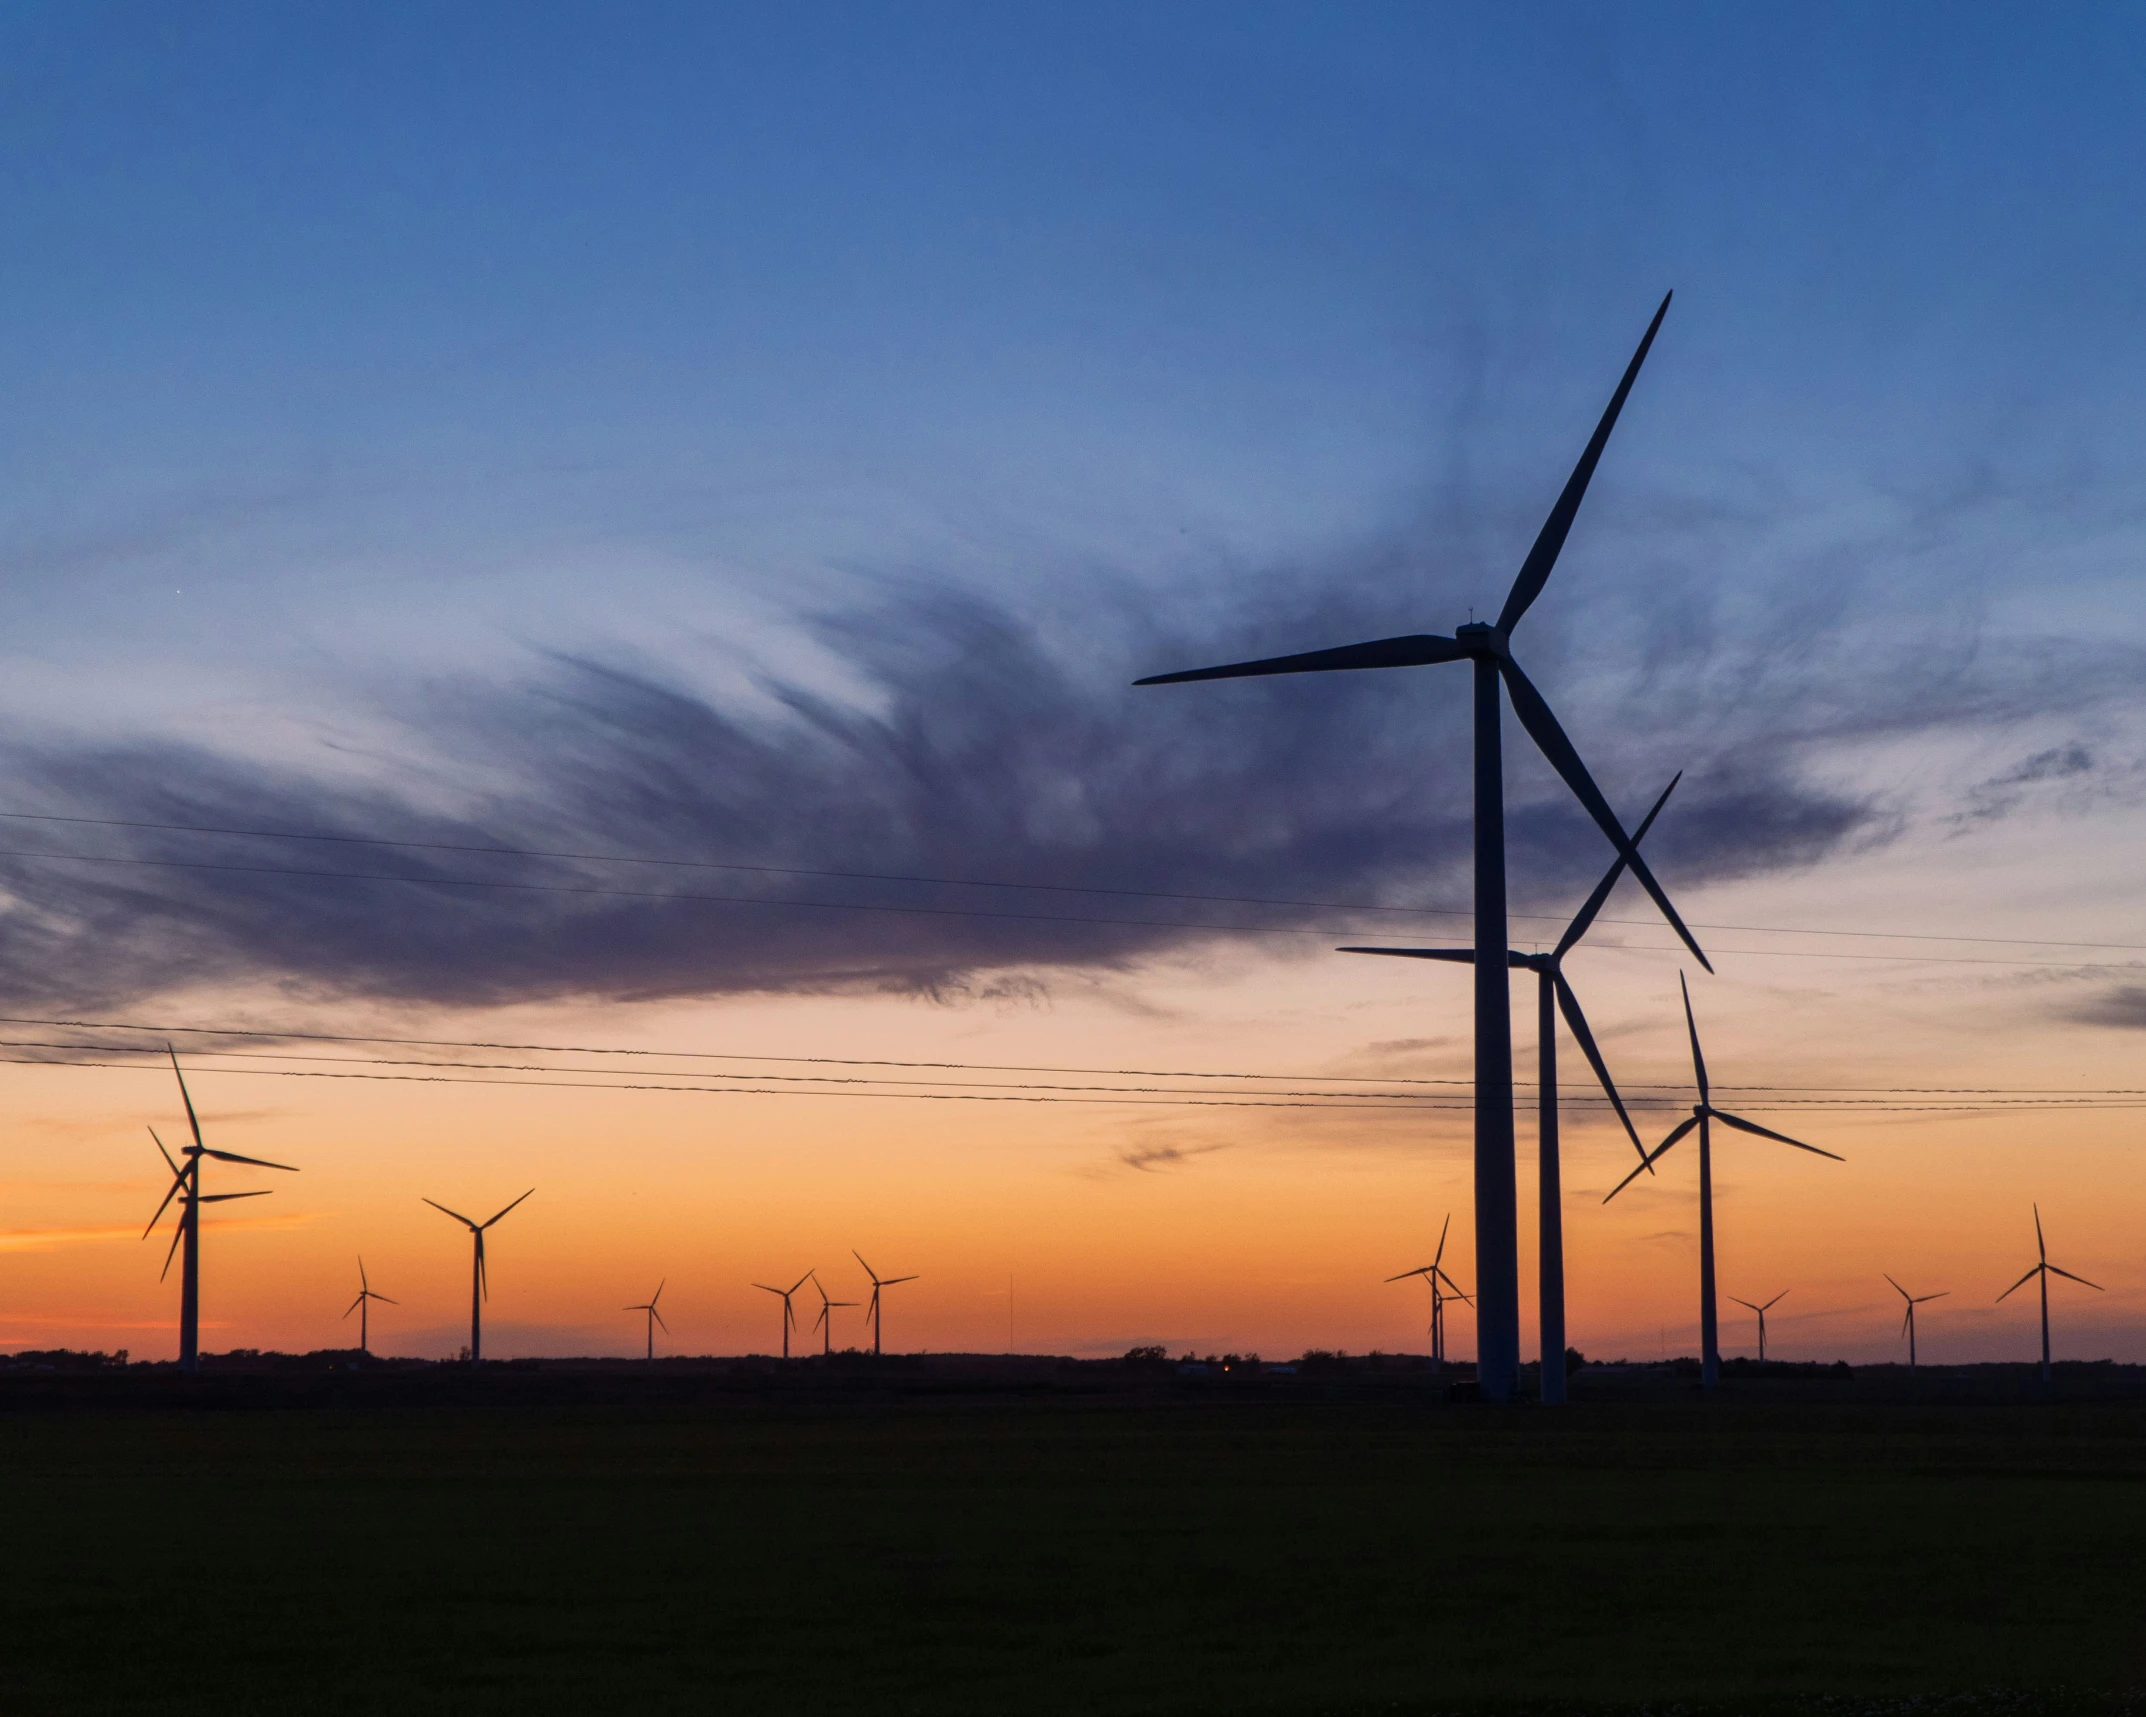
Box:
0;808;2139;957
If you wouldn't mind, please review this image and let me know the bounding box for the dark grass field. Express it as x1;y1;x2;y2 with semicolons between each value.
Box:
4;1370;2144;1715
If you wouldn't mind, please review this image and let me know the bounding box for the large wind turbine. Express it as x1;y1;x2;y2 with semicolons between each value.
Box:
753;1271;812;1359
1344;775;1677;1404
1137;295;1707;1400
1385;1214;1472;1371
812;1276;859;1357
422;1190;533;1367
854;1251;918;1357
1606;975;1840;1388
141;1048;297;1374
1728;1290;1787;1363
1886;1275;1946;1373
344;1257;396;1357
1997;1206;2101;1383
625;1280;668;1367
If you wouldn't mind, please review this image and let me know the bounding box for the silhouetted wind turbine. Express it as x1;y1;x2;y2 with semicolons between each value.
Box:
1137;295;1707;1400
422;1190;532;1367
625;1280;668;1367
1606;975;1841;1389
812;1276;858;1357
141;1048;297;1374
1997;1205;2101;1383
854;1251;918;1357
1728;1290;1787;1363
1886;1275;1946;1373
344;1256;396;1357
753;1271;812;1359
1344;775;1676;1404
1385;1214;1473;1370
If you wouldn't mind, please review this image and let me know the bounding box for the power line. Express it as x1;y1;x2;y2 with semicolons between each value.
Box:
2;807;2140;957
0;846;2133;971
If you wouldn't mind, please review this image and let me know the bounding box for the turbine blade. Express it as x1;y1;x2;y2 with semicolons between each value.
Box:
652;1281;664;1306
1497;657;1711;971
148;1127;180;1177
2034;1203;2046;1262
2045;1265;2103;1291
1729;1297;1759;1312
359;1256;369;1292
885;1275;918;1285
1495;291;1673;635
1554;972;1644;1159
202;1148;298;1172
753;1283;783;1296
478;1234;488;1301
1901;1306;1913;1338
375;1293;398;1305
853;1250;878;1283
160;1217;186;1281
652;1309;669;1332
1711;1110;1843;1160
198;1190;272;1202
1434;1212;1451;1269
1135;634;1467;686
1996;1265;2040;1303
346;1296;364;1318
169;1046;206;1153
482;1188;535;1229
789;1271;814;1294
1336;946;1477;962
142;1170;187;1239
1384;1266;1432;1283
1678;972;1709;1102
1884;1273;1909;1302
1553;774;1679;960
1916;1293;1948;1303
424;1198;478;1229
1763;1291;1788;1310
1603;1115;1699;1204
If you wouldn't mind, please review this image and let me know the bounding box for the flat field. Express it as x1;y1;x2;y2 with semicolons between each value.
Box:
3;1374;2143;1716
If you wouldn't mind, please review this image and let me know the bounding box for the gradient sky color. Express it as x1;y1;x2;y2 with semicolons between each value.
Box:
3;3;2145;1366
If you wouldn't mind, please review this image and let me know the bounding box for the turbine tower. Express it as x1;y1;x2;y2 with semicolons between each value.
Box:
343;1256;397;1357
1385;1214;1473;1370
422;1190;533;1367
1606;975;1840;1389
1137;295;1707;1401
141;1048;297;1374
625;1280;668;1367
1344;775;1677;1403
1997;1206;2101;1383
1886;1275;1946;1373
1728;1290;1787;1363
753;1271;812;1359
854;1251;918;1357
812;1275;859;1357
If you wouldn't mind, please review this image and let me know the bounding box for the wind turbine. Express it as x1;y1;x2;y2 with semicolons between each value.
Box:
1728;1290;1787;1363
343;1256;397;1357
811;1276;859;1357
854;1251;918;1357
625;1280;668;1367
1886;1275;1946;1373
753;1271;812;1359
1606;975;1841;1389
1997;1206;2101;1383
1385;1214;1473;1370
1344;775;1677;1404
422;1190;533;1367
1137;295;1708;1400
141;1047;297;1374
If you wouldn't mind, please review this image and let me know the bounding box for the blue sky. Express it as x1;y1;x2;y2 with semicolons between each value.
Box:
6;4;2146;1363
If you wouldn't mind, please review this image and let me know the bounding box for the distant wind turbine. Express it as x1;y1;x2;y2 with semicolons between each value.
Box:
812;1275;858;1357
1885;1275;1946;1373
853;1252;918;1357
344;1256;396;1356
1606;975;1841;1389
1997;1205;2101;1383
1137;295;1707;1400
141;1048;297;1374
1727;1290;1787;1363
1344;775;1677;1403
753;1271;812;1359
625;1280;668;1367
1385;1214;1473;1370
422;1190;533;1367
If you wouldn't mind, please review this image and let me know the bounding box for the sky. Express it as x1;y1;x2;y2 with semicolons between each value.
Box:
3;1;2145;1366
